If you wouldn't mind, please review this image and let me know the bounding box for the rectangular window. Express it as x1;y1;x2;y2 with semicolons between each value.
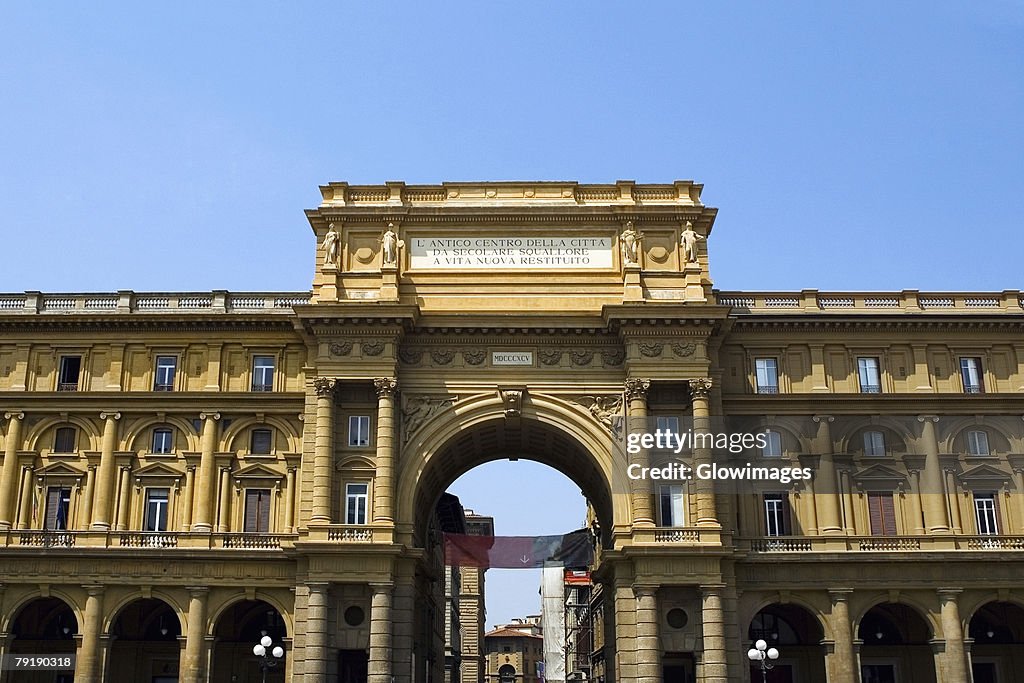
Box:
967;430;991;456
857;357;882;393
346;483;369;525
863;431;886;456
761;430;782;457
867;492;897;536
151;428;174;454
53;426;77;453
44;486;72;530
754;358;779;394
251;356;275;392
658;485;685;527
349;415;371;447
144;488;170;532
763;493;791;536
250;428;273;455
655;416;680;436
244;488;271;532
960;357;984;394
57;356;81;392
154;356;177;391
974;494;999;535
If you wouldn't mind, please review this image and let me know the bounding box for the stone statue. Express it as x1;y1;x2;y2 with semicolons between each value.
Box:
620;221;643;265
380;223;404;266
322;223;340;269
680;221;704;264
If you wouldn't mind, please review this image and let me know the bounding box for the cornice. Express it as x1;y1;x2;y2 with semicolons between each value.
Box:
722;393;1024;415
0;392;305;412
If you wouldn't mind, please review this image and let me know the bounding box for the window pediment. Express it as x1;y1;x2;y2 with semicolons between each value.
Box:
851;464;907;491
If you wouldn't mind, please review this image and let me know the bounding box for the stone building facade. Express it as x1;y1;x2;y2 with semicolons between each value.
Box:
0;180;1022;682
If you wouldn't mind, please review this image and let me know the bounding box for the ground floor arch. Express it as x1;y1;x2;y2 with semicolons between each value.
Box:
210;600;288;683
107;597;182;682
969;601;1024;682
747;603;826;682
3;597;77;683
857;602;936;683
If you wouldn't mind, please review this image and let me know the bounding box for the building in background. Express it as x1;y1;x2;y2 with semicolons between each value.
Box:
460;510;494;683
484;619;544;683
1;180;1023;682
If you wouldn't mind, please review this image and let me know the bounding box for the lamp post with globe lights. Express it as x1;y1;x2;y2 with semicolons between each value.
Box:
252;634;285;683
747;639;779;683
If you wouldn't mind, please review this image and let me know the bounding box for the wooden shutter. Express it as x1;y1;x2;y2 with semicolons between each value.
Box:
993;494;1003;534
868;493;897;536
781;493;792;535
245;489;270;532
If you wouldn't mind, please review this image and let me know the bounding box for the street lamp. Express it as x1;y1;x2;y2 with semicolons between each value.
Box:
252;634;285;683
746;639;779;683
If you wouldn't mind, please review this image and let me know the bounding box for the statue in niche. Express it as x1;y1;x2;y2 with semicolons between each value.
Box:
322;223;340;269
620;221;643;265
680;220;705;264
380;223;404;266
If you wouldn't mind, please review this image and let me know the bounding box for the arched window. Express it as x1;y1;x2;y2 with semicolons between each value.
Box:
761;430;782;457
53;426;77;453
151;427;174;454
967;430;990;456
863;430;886;456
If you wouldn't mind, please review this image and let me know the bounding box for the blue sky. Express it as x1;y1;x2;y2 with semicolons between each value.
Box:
2;1;1022;628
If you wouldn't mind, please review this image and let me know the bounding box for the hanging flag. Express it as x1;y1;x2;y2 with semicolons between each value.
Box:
443;528;593;569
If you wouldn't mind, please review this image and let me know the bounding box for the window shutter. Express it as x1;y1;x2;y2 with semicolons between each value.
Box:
259;490;270;532
781;493;792;535
868;493;897;535
245;490;259;532
994;494;1003;534
881;493;897;535
45;488;60;530
868;493;883;535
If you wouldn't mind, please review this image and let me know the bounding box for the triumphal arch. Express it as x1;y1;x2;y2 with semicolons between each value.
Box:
2;179;1023;683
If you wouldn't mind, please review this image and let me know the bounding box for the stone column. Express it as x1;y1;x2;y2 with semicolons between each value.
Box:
690;378;718;527
312;378;337;524
191;412;220;532
0;412;25;529
391;567;416;683
304;582;330;682
368;583;394;683
91;412;121;530
180;587;208;683
634;586;661;681
827;590;857;683
944;468;964;534
918;416;950;533
372;378;398;523
813;415;843;534
75;585;105;683
216;466;231;532
284;466;297;533
114;464;131;531
17;466;33;529
700;584;728;682
181;466;195;530
624;378;654;526
938;589;969;683
79;465;95;531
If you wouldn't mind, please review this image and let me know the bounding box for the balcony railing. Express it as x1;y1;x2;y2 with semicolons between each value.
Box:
741;535;1024;553
964;385;984;394
859;385;882;394
18;530;77;547
756;386;779;395
56;383;78;392
119;532;178;548
251;384;274;393
715;290;1023;313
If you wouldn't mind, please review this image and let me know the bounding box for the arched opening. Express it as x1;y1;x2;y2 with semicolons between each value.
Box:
968;601;1024;682
210;600;288;683
858;603;935;682
747;604;826;682
7;597;77;683
498;663;516;682
106;598;181;682
403;406;613;683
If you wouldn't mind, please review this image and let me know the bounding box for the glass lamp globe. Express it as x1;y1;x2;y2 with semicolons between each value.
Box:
767;647;780;660
272;646;285;659
261;635;273;648
747;648;760;661
755;639;767;651
253;644;266;657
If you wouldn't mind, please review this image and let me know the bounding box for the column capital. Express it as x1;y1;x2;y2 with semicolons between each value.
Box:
185;586;210;597
199;412;221;422
688;377;713;400
313;376;338;398
83;584;106;597
812;414;835;423
917;414;940;423
700;583;726;597
937;588;964;600
632;585;658;598
369;582;394;595
3;412;24;422
828;588;854;603
99;411;121;421
373;377;399;398
624;378;651;401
